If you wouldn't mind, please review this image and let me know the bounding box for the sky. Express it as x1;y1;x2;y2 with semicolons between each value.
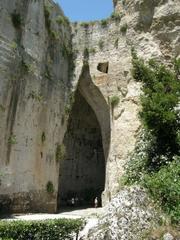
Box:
54;0;113;22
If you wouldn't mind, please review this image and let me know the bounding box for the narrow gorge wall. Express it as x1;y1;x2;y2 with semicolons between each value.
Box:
0;0;73;213
0;0;179;212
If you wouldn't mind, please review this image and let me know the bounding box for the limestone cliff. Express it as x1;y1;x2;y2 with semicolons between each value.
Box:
0;0;179;213
0;0;73;212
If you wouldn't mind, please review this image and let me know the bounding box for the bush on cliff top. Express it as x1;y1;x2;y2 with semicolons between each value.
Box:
0;219;83;240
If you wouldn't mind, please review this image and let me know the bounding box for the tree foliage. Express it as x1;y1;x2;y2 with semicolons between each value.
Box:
132;50;180;168
123;52;180;223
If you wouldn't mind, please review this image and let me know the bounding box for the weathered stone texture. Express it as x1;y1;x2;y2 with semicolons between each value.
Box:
0;0;179;212
0;0;72;212
81;186;160;240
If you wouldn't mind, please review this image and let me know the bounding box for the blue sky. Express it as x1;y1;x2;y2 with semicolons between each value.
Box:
54;0;113;22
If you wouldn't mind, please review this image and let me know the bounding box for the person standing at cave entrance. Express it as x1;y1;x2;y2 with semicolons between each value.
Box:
94;197;98;208
71;197;75;207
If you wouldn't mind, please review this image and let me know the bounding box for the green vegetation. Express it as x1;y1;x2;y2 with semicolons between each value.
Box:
21;60;36;74
131;51;180;168
0;219;83;240
63;16;70;26
144;157;180;223
110;96;120;108
120;23;127;33
21;60;29;73
28;91;43;102
11;11;21;29
44;5;51;32
123;51;180;223
80;22;89;28
62;43;72;59
46;181;54;193
56;144;66;162
0;104;5;112
101;19;108;27
56;15;70;26
110;12;122;21
89;48;96;55
10;41;17;50
64;92;75;116
44;5;59;40
51;30;59;40
98;40;104;51
8;134;17;145
56;15;64;25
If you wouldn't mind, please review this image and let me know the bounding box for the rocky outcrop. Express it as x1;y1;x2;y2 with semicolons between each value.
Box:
81;186;160;240
0;0;179;213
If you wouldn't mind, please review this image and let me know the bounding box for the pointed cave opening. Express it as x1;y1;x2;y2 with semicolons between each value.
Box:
58;89;105;209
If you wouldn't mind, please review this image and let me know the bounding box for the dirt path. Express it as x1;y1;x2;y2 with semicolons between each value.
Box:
2;207;103;221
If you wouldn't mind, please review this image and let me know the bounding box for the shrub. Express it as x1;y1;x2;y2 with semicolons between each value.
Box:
110;12;121;21
28;91;43;102
56;15;64;25
44;5;51;32
56;144;66;162
131;51;180;168
51;30;59;40
98;40;104;50
21;60;29;73
63;16;70;26
143;157;180;223
8;134;17;145
46;181;54;193
89;48;96;55
10;41;17;50
80;22;89;28
11;12;21;29
110;96;120;108
0;219;83;240
123;51;180;224
101;19;108;27
0;104;5;112
120;24;127;33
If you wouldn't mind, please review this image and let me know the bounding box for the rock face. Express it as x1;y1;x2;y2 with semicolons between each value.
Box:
0;0;73;213
0;0;179;213
82;186;160;240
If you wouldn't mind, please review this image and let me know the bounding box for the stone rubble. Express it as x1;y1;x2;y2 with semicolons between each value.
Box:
81;186;160;240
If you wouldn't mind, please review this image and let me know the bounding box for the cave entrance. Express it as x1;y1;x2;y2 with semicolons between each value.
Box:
58;89;105;208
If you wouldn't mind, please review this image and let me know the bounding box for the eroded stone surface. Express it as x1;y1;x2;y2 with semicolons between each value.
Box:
81;186;160;240
0;0;179;212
